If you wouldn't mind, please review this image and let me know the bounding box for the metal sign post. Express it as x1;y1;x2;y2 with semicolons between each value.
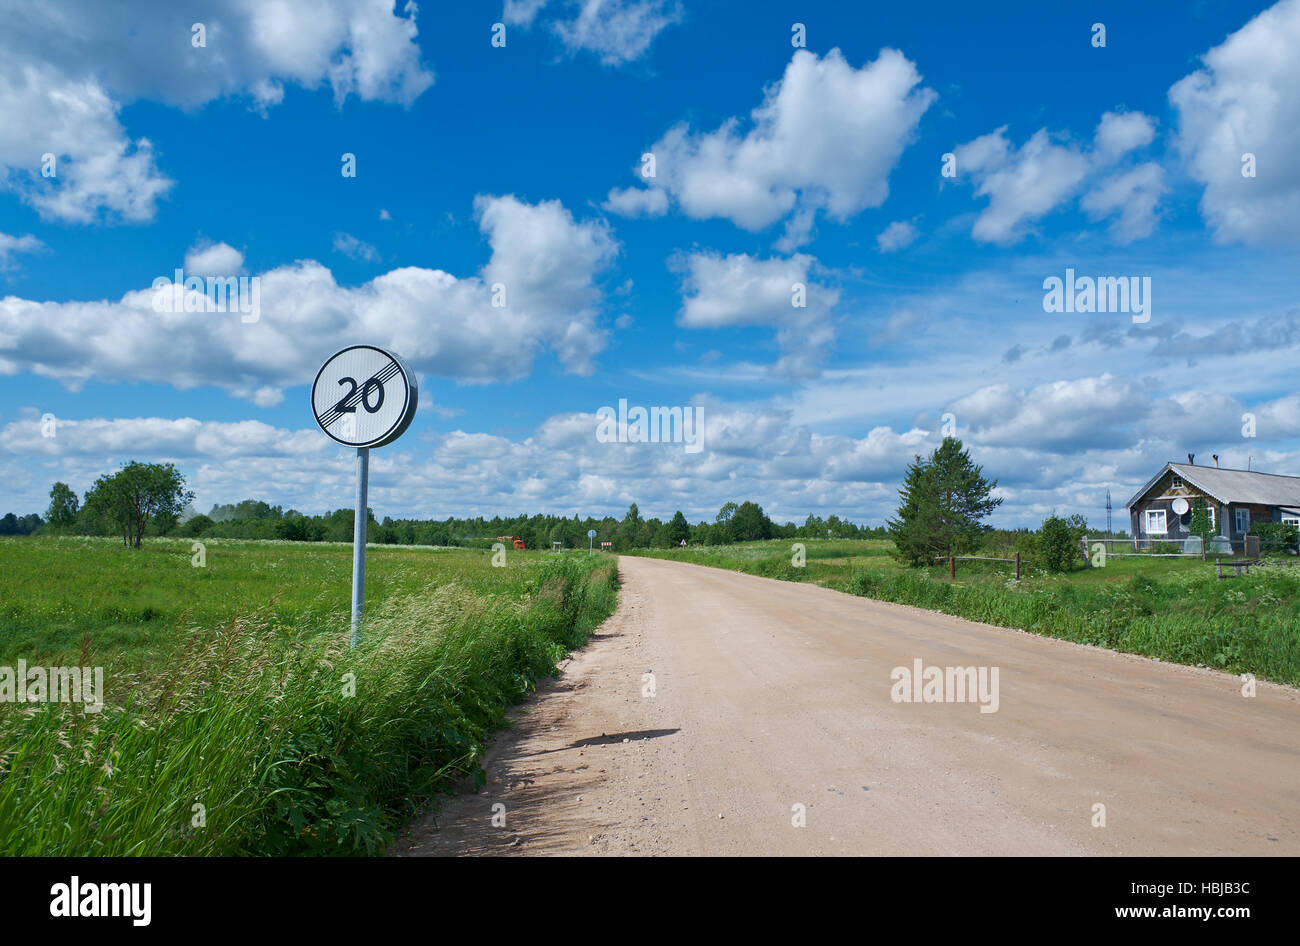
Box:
587;529;596;554
350;447;369;647
311;345;418;646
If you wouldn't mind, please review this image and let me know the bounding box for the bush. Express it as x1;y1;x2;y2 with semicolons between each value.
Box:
1252;522;1299;555
1039;515;1084;573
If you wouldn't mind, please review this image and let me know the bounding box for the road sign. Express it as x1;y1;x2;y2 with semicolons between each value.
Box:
311;346;418;646
587;528;596;554
312;345;418;448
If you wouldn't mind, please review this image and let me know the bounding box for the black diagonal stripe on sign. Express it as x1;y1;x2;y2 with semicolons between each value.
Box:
319;362;400;428
319;362;401;429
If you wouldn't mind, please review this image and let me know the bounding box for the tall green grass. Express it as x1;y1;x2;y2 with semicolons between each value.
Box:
0;553;617;855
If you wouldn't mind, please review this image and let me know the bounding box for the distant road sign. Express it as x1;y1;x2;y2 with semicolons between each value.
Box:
587;529;597;538
312;345;418;448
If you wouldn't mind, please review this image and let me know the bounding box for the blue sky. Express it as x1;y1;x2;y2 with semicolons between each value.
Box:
2;0;1299;527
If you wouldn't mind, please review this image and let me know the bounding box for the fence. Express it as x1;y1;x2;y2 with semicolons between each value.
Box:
934;553;1020;580
1079;534;1300;560
1081;535;1247;559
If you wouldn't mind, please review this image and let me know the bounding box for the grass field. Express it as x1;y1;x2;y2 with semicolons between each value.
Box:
0;537;618;855
632;539;1300;687
0;536;523;670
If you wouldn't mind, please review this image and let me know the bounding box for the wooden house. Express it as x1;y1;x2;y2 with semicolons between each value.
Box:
1126;460;1300;550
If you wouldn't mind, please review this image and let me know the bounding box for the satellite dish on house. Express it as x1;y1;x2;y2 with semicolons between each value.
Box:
1172;498;1190;515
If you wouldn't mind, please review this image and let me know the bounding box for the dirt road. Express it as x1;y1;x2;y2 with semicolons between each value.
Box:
396;556;1300;856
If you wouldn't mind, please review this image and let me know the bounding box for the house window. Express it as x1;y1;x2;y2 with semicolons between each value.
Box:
1145;509;1167;534
1171;475;1184;489
1234;508;1250;534
1206;506;1215;531
1282;516;1300;529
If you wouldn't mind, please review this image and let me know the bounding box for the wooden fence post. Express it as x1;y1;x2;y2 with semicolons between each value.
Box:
949;554;955;579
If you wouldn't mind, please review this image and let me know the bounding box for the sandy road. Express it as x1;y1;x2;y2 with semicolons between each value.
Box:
395;556;1300;856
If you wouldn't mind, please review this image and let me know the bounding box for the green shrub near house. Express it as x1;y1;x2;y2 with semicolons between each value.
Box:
1252;522;1299;555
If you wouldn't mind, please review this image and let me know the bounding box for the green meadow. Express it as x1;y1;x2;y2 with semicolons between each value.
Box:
0;536;618;855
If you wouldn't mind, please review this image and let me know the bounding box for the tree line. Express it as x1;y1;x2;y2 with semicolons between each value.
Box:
8;461;883;550
7;443;1108;568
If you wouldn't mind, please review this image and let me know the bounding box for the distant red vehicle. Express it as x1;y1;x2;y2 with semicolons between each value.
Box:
495;535;527;550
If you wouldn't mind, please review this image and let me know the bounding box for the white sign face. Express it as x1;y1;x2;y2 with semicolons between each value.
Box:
312;345;418;448
587;529;597;538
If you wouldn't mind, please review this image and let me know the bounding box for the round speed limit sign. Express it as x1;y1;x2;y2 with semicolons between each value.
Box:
311;345;418;448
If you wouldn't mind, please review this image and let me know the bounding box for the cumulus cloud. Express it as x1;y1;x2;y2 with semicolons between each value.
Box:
2;414;324;459
949;374;1142;451
953;110;1164;244
953;127;1091;244
876;220;919;252
1093;111;1157;162
503;0;682;65
602;185;668;217
0;0;434;223
610;49;935;247
0;194;618;401
1080;163;1165;242
184;241;245;276
675;251;839;379
1170;0;1300;243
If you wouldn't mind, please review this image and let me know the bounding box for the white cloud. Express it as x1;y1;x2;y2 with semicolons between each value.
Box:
953;110;1164;244
184;241;245;276
0;195;618;401
504;0;682;65
953;127;1091;244
1170;0;1300;243
876;220;919;252
503;0;551;28
676;252;839;379
0;232;46;270
949;375;1141;451
1080;162;1165;243
617;49;935;246
1093;111;1156;162
602;185;668;217
0;1;434;223
0;63;174;224
332;233;381;263
2;414;324;459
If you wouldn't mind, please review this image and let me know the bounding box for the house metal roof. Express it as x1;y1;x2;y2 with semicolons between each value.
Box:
1126;462;1300;509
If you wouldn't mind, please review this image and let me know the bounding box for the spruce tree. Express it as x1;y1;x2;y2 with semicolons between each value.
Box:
887;438;1002;565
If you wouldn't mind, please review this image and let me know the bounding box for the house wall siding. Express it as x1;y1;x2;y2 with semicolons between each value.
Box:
1130;472;1221;542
